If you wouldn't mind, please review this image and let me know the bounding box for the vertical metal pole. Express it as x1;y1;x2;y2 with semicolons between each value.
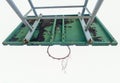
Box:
86;0;104;29
28;0;38;16
6;0;32;31
82;0;88;16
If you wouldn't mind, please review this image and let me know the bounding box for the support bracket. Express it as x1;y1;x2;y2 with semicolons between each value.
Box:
78;13;93;43
24;14;42;43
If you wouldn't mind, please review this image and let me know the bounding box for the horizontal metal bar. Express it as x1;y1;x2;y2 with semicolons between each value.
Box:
25;15;91;20
35;5;84;9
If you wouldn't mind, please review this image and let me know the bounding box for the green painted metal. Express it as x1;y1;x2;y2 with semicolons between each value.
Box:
3;15;118;46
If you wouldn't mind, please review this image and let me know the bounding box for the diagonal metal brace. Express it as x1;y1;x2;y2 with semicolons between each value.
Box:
6;0;33;31
78;13;93;43
24;14;42;43
28;0;38;16
86;0;104;29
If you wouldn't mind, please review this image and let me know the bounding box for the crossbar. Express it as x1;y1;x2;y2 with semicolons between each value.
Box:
35;5;84;9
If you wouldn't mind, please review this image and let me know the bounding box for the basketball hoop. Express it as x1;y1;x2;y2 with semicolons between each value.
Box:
47;46;71;60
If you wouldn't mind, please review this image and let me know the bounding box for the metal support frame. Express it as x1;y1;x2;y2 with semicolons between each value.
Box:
82;0;88;16
24;14;42;43
28;0;38;16
78;13;93;43
86;0;103;29
6;0;104;43
6;0;33;31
